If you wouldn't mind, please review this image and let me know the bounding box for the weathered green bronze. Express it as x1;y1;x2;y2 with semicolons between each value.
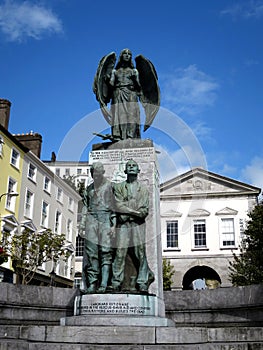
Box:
93;49;160;141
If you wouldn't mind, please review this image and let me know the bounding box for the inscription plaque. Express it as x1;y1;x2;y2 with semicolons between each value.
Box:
75;294;160;317
89;147;156;163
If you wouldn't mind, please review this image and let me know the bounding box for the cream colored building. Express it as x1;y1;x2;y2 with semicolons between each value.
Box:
160;167;261;289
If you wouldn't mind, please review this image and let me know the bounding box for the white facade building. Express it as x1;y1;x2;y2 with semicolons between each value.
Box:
19;152;81;287
43;160;92;287
160;167;260;289
43;160;92;188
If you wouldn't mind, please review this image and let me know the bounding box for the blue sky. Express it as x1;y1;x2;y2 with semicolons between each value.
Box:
0;0;263;191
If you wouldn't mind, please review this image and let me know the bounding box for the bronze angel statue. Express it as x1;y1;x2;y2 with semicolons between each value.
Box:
93;49;160;141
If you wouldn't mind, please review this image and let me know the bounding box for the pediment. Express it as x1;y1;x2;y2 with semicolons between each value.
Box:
21;220;37;232
64;243;75;252
2;215;19;226
161;209;182;217
215;207;238;216
188;209;211;217
160;167;261;198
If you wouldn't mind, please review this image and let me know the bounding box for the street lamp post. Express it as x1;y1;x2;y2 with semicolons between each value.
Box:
0;191;19;202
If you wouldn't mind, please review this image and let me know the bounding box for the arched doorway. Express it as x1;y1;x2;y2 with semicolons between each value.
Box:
182;265;221;290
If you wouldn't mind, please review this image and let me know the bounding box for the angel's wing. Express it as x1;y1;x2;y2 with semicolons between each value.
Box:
93;52;116;125
135;55;160;132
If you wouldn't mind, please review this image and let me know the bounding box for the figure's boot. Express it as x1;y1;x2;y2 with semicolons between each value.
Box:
97;265;110;293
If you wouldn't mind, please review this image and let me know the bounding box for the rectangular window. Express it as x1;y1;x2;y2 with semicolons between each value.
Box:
65;168;70;176
0;136;4;156
41;201;49;227
10;148;20;168
194;219;206;247
54;210;61;234
166;221;178;248
66;219;73;241
56;187;63;202
74;277;82;289
68;197;73;211
28;163;37;182
55;168;60;177
6;178;18;211
77;168;82;175
43;176;51;193
24;189;34;218
221;218;235;246
76;235;84;256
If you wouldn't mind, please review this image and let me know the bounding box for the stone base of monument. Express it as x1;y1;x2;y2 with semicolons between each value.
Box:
61;315;174;327
60;293;174;327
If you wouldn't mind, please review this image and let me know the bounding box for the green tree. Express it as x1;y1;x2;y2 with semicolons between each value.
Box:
162;258;175;290
63;175;77;191
4;228;69;285
229;203;263;286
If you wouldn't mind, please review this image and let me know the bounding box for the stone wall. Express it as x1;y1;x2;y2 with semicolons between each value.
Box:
164;284;263;326
0;282;262;327
0;283;263;348
0;282;79;325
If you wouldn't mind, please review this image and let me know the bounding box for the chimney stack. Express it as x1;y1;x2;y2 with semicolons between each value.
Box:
14;132;43;158
0;99;11;130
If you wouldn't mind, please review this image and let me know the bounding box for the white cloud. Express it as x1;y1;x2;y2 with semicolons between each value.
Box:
221;1;263;20
0;0;63;42
241;156;263;193
191;121;213;142
160;65;219;116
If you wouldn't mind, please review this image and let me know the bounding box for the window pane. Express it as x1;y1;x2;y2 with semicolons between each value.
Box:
55;211;61;233
166;221;178;248
221;218;235;246
25;190;33;218
11;149;19;167
41;201;49;227
44;177;50;192
76;235;84;256
28;163;36;180
194;220;206;247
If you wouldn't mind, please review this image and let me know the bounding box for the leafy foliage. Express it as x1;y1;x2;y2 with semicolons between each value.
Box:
162;258;175;290
229;204;263;286
63;175;78;191
4;228;69;285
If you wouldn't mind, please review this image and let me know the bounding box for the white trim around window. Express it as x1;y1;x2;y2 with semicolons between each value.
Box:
28;163;37;182
192;218;208;250
24;189;34;219
41;201;49;228
54;210;62;234
219;217;236;249
10;147;20;169
0;135;4;156
43;176;51;193
6;177;18;212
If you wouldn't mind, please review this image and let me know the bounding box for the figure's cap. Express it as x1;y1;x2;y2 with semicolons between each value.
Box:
91;162;105;173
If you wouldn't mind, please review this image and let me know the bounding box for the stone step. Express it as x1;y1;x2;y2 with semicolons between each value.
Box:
1;340;263;349
0;325;263;347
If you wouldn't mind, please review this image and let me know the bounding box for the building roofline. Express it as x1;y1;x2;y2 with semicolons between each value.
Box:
160;167;261;194
0;123;30;153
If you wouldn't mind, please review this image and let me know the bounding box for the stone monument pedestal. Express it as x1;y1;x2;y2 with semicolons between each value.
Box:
61;140;173;327
61;293;174;327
